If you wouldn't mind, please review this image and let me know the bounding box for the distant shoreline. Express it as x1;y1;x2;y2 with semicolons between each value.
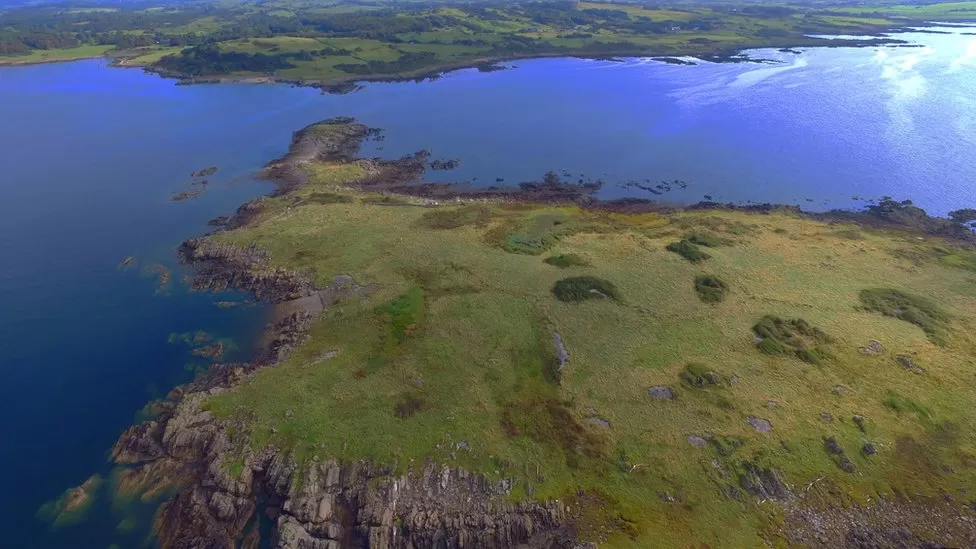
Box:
0;54;108;67
0;25;941;92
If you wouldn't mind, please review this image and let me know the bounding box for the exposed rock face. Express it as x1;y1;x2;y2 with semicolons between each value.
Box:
648;386;674;400
178;239;314;303
269;460;569;549
746;416;772;433
784;495;976;548
114;389;573;548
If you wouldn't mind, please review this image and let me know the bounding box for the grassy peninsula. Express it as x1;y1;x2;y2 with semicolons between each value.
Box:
123;119;976;548
3;0;976;85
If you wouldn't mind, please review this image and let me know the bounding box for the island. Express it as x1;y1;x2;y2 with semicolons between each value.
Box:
91;118;976;548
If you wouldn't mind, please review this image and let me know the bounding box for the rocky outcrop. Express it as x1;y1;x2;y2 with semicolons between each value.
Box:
783;494;976;548
178;239;314;303
260;118;373;194
114;384;574;549
269;459;570;549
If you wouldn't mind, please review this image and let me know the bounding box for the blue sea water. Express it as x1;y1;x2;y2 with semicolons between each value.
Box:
0;26;974;548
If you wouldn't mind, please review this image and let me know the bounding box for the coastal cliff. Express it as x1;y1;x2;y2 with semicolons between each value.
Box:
113;381;574;549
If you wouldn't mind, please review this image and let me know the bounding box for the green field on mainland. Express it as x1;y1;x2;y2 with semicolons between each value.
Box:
838;1;976;19
2;0;971;82
0;44;114;65
195;122;976;548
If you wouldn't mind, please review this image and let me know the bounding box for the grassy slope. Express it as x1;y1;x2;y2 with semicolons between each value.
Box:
204;152;976;547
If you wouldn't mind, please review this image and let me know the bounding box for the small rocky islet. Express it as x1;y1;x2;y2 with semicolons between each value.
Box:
55;118;976;548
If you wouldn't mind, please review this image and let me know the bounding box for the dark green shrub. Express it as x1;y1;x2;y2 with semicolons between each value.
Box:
666;240;710;262
680;363;722;387
685;233;731;247
758;337;791;355
552;276;619;302
694;275;729;303
753;316;832;362
859;288;949;345
796;347;831;365
949;208;976;224
544;253;589;268
753;316;830;343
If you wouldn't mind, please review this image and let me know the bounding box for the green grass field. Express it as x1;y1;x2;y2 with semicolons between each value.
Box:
115;46;184;66
201;133;976;547
839;1;976;20
0;45;115;66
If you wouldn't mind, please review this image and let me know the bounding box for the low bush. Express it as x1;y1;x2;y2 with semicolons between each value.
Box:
859;288;949;345
544;253;589;268
680;363;722;387
667;240;711;262
752;316;832;363
685;232;731;247
552;276;619;302
694;275;728;303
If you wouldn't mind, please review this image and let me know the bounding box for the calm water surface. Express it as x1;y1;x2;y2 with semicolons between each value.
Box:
1;26;974;548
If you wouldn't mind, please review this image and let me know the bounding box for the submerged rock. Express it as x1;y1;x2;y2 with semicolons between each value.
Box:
37;475;103;527
191;166;218;178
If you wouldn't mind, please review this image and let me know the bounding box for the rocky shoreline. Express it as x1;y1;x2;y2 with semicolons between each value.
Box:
105;117;976;549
